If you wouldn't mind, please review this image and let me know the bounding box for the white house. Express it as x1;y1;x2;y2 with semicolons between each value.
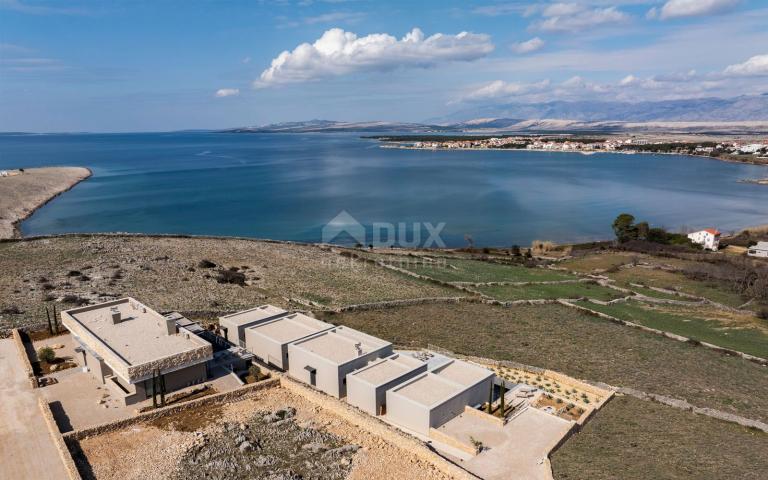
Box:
687;228;721;251
747;241;768;258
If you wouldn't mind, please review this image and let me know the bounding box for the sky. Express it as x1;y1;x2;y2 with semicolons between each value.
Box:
0;0;766;132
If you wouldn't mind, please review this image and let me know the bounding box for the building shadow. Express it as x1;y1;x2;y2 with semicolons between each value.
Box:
48;400;74;433
67;440;97;480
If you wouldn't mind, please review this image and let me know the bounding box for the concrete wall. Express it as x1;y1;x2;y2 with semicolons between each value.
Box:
245;329;287;369
385;383;431;434
337;347;392;398
346;361;428;416
287;344;391;398
346;374;377;415
429;377;493;430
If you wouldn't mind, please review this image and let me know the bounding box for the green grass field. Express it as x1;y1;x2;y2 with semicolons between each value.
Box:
606;266;746;307
478;281;625;301
575;300;768;357
384;257;576;283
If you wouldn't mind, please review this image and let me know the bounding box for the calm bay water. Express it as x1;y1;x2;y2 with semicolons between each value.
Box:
0;132;766;247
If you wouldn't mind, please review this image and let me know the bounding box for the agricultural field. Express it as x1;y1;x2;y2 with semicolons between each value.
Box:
478;281;625;302
575;300;768;357
321;302;768;423
401;258;576;283
605;266;747;307
551;395;768;480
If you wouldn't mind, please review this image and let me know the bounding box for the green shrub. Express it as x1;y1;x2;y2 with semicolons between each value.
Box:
37;346;56;363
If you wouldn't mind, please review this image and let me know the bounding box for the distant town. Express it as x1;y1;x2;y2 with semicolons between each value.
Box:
375;135;768;165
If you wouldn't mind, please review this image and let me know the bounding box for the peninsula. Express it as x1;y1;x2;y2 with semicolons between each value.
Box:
0;167;91;239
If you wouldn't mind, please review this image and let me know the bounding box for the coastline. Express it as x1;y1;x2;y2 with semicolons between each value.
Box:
0;167;92;239
379;143;768;166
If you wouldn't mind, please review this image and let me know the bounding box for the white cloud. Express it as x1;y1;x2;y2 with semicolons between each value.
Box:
619;74;639;86
511;37;545;54
459;79;551;101
256;28;494;87
215;88;240;98
723;54;768;76
658;0;741;20
535;5;630;32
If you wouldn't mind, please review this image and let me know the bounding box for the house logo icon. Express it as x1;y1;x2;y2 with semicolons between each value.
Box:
322;210;366;245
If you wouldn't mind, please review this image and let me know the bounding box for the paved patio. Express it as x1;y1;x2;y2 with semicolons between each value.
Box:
437;407;574;480
0;339;69;480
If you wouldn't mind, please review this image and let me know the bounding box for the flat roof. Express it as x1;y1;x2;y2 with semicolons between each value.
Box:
63;298;210;366
291;326;391;365
433;359;493;386
247;312;333;344
351;353;425;386
219;305;287;327
390;358;494;407
394;373;461;406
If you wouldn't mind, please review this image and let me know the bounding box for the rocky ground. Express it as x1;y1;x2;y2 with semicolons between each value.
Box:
0;235;460;330
173;407;358;480
75;386;453;480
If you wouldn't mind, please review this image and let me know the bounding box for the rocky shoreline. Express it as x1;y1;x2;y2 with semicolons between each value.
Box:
0;167;91;239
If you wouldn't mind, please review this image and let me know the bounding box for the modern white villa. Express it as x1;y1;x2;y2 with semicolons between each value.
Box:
346;353;427;415
687;228;721;251
385;357;495;435
219;304;288;347
244;312;334;369
287;326;393;398
61;298;213;405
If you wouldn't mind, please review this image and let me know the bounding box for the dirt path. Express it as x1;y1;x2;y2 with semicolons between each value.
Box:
0;167;91;239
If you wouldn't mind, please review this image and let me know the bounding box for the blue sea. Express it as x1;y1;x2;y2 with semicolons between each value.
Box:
1;132;766;247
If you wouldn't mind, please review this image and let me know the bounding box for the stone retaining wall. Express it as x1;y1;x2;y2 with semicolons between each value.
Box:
279;375;479;480
64;377;280;441
616;386;768;433
428;427;478;456
38;398;82;480
560;300;768;365
12;328;37;389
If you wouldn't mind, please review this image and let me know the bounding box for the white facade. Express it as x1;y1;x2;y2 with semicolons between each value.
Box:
244;313;333;370
346;353;427;415
219;305;287;347
748;241;768;258
385;359;495;435
687;229;721;251
287;326;393;398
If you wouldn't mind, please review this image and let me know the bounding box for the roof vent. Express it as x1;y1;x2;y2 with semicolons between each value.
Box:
354;342;363;356
110;307;122;324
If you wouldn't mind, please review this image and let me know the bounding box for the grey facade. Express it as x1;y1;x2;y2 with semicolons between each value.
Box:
244;313;334;370
287;326;393;398
219;305;288;347
346;353;427;415
385;359;495;435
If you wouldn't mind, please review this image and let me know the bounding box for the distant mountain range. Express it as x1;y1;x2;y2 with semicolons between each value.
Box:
432;94;768;124
227;94;768;135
